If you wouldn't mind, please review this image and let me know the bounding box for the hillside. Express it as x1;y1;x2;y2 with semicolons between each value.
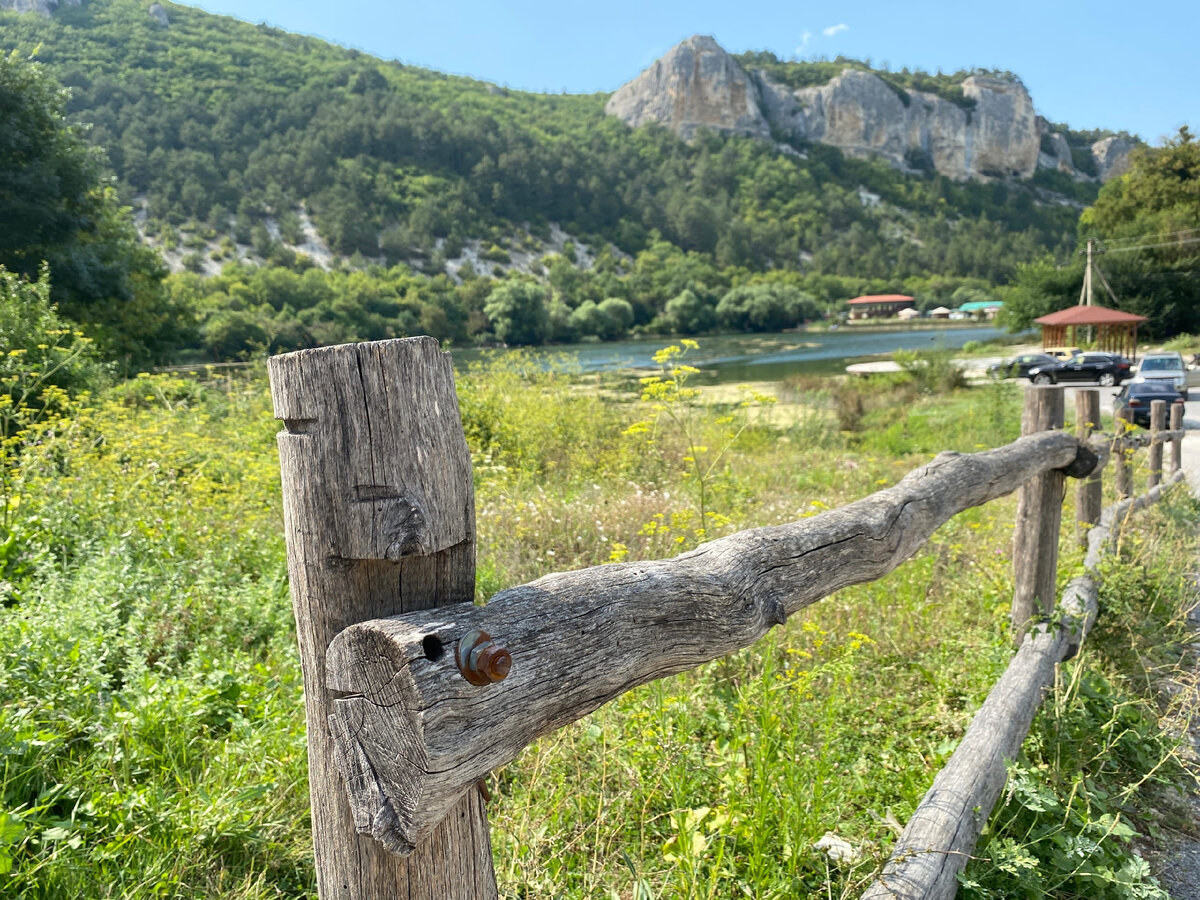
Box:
0;0;1147;356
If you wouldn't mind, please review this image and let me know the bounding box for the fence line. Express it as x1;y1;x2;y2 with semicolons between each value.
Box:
861;468;1184;900
266;338;1188;899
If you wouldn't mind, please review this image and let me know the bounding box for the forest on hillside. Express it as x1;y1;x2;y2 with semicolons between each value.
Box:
1;0;1194;364
0;0;1110;359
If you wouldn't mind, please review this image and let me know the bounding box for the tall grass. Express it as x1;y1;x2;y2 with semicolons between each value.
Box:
0;349;1193;898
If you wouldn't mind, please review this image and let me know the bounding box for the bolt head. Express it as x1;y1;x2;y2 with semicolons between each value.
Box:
457;629;512;685
468;641;511;683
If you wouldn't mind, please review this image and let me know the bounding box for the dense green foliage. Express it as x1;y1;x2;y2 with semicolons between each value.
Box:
0;0;1109;357
0;51;180;366
1003;127;1200;338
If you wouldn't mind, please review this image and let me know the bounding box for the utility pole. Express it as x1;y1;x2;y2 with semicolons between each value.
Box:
1079;239;1095;306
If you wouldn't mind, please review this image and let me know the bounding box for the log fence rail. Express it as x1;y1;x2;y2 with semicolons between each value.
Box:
267;338;1189;900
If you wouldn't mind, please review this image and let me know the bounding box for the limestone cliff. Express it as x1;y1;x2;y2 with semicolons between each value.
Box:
1091;136;1135;181
757;67;1038;180
604;35;770;141
606;36;1135;183
0;0;79;16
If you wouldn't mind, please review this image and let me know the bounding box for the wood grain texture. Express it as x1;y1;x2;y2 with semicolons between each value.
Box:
1011;387;1064;639
1148;400;1167;488
1170;402;1184;475
1114;407;1134;498
269;337;497;899
862;473;1184;900
1076;390;1102;549
325;430;1089;854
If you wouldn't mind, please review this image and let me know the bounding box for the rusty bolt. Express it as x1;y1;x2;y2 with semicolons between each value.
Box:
456;629;512;686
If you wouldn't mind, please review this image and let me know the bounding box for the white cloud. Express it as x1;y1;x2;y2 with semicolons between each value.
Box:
822;23;849;37
795;30;813;52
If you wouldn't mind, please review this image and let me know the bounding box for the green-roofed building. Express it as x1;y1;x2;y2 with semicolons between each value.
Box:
958;300;1003;319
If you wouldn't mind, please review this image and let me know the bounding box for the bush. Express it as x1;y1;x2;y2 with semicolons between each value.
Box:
893;348;967;393
483;280;551;346
0;265;105;418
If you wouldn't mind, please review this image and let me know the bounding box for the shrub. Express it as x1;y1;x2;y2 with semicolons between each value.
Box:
893;348;967;393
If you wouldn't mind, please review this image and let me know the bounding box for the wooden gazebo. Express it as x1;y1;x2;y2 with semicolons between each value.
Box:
1034;305;1147;361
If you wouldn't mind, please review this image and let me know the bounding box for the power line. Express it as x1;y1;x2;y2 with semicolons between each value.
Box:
1103;235;1200;254
1099;226;1200;246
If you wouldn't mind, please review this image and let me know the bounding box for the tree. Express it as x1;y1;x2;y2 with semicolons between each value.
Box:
716;284;818;332
1082;126;1200;243
655;288;716;334
0;53;181;366
483;280;550;346
1008;127;1200;339
998;258;1082;332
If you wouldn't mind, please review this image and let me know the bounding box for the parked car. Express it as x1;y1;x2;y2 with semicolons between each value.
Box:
986;353;1059;379
1132;351;1189;400
1044;346;1083;361
1026;352;1132;386
1112;381;1186;428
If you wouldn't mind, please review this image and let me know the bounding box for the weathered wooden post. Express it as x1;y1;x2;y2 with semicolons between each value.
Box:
1012;387;1064;641
1170;401;1184;476
1148;399;1167;488
1114;406;1134;499
269;338;497;899
1075;389;1102;548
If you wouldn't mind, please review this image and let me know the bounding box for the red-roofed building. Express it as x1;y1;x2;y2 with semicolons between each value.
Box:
846;294;915;320
1034;305;1147;360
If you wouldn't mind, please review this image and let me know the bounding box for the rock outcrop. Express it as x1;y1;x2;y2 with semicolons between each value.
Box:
1091;136;1135;181
759;67;1039;180
0;0;79;16
1038;124;1076;174
606;36;1135;183
604;35;769;141
148;2;168;26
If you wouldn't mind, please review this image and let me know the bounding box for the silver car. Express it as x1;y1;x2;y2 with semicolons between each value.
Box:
1133;352;1190;400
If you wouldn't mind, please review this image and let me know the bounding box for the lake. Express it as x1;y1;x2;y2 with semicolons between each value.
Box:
453;324;1012;384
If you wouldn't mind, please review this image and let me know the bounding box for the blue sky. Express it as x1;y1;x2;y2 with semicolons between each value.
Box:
180;0;1195;143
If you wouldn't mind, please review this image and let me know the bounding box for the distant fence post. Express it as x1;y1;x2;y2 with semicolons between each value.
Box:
1114;407;1134;499
1011;387;1064;642
1148;399;1167;488
1170;401;1184;476
1075;389;1102;548
269;338;497;900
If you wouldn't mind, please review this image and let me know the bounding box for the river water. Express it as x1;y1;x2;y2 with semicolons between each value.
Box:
453;324;1010;385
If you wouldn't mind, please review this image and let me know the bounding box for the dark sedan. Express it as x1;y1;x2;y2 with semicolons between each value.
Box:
987;353;1058;379
1027;352;1133;387
1112;381;1186;428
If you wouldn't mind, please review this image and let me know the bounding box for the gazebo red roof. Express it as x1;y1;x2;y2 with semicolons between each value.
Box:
1034;305;1147;326
847;294;914;304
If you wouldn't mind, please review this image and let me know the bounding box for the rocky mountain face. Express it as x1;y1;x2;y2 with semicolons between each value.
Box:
606;35;1134;183
605;35;770;141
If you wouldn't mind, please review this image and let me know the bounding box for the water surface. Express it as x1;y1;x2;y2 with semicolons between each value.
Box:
453;325;1010;384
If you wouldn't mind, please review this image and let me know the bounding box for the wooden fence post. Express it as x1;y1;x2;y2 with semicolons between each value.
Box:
1075;389;1102;548
269;338;497;900
1114;407;1133;499
1148;399;1166;488
1012;387;1064;641
1170;401;1184;476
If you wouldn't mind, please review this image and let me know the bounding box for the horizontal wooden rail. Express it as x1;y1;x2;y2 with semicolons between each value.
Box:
862;470;1185;900
325;431;1098;854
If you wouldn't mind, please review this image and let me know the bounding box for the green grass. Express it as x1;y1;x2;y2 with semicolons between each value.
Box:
0;350;1195;898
